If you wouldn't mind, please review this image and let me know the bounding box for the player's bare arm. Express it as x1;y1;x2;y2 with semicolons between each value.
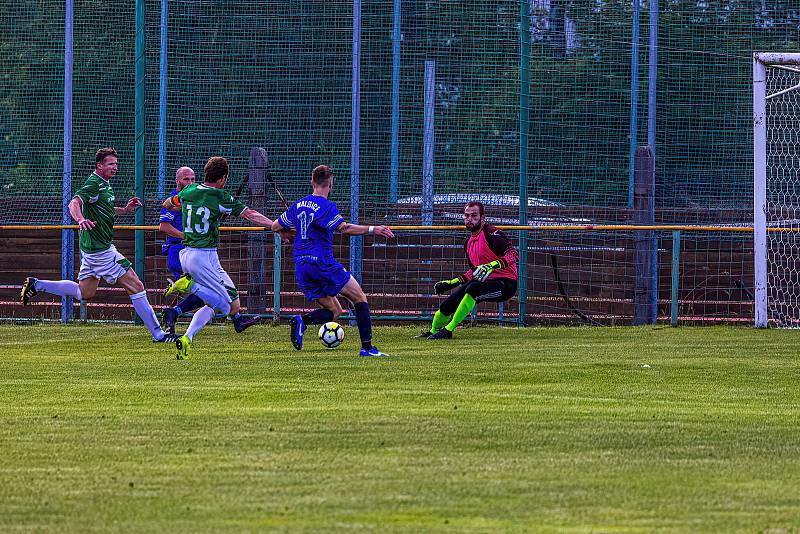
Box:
337;222;394;238
115;197;142;215
162;195;181;212
68;196;95;230
268;219;294;242
159;222;183;240
240;208;274;228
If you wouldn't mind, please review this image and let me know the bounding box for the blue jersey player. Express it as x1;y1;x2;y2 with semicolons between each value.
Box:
271;165;395;357
159;166;204;334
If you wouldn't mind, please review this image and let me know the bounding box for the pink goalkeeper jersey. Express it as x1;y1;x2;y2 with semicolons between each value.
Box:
462;224;519;281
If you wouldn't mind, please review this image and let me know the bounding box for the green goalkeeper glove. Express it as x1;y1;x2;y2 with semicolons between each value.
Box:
472;259;504;282
434;277;463;295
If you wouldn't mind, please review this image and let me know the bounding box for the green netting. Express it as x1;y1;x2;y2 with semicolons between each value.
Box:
145;1;355;219
2;1;799;223
2;1;800;325
0;0;137;224
71;2;136;202
0;2;65;222
527;2;635;208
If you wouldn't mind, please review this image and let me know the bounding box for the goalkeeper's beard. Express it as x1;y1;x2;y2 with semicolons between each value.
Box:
465;222;482;233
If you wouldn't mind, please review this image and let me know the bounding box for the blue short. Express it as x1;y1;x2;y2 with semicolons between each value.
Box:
295;256;351;301
166;244;184;279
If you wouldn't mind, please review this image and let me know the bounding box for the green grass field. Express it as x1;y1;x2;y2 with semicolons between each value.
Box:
2;323;800;532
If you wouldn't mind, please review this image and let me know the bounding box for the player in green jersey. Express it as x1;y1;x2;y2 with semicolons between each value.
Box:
159;166;205;334
162;156;276;359
20;148;177;343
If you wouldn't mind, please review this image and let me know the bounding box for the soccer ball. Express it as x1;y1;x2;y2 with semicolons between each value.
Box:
318;321;345;349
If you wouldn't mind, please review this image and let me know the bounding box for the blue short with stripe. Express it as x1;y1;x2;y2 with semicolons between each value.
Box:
165;244;185;279
295;255;351;301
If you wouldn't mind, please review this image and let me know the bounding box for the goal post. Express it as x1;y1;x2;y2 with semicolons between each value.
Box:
753;52;800;327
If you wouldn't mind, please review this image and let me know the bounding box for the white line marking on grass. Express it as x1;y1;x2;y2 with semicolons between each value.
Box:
0;337;79;347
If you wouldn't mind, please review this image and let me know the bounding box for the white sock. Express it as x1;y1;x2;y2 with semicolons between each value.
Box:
190;284;231;315
186;306;215;340
35;279;82;300
130;291;166;340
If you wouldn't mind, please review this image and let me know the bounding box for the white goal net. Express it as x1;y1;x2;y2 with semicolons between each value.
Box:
754;53;800;327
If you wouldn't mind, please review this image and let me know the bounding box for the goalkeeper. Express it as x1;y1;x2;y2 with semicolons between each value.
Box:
421;201;519;340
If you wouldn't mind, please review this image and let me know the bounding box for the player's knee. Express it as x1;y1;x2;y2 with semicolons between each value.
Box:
463;281;480;296
119;272;145;295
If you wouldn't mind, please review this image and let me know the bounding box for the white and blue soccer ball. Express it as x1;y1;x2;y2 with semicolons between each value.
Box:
318;321;344;349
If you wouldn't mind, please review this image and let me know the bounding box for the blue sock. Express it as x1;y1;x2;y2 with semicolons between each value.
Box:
175;293;203;315
303;308;333;325
353;302;372;350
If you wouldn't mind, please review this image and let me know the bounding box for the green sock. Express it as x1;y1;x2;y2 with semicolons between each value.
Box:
445;294;476;332
431;309;451;333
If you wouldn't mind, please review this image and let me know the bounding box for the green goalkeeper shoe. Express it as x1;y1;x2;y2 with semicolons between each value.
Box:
164;274;194;299
175;335;192;360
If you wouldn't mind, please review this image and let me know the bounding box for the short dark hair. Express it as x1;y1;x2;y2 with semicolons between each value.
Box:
465;201;484;217
204;157;229;183
95;147;118;164
312;165;333;186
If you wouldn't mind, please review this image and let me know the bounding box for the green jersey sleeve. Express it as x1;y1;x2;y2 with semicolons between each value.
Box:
220;190;247;218
74;175;101;205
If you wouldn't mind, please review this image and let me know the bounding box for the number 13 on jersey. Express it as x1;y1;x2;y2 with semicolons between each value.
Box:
184;204;211;234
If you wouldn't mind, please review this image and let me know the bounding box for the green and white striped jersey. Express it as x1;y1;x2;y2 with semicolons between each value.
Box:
176;183;247;249
74;172;116;253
